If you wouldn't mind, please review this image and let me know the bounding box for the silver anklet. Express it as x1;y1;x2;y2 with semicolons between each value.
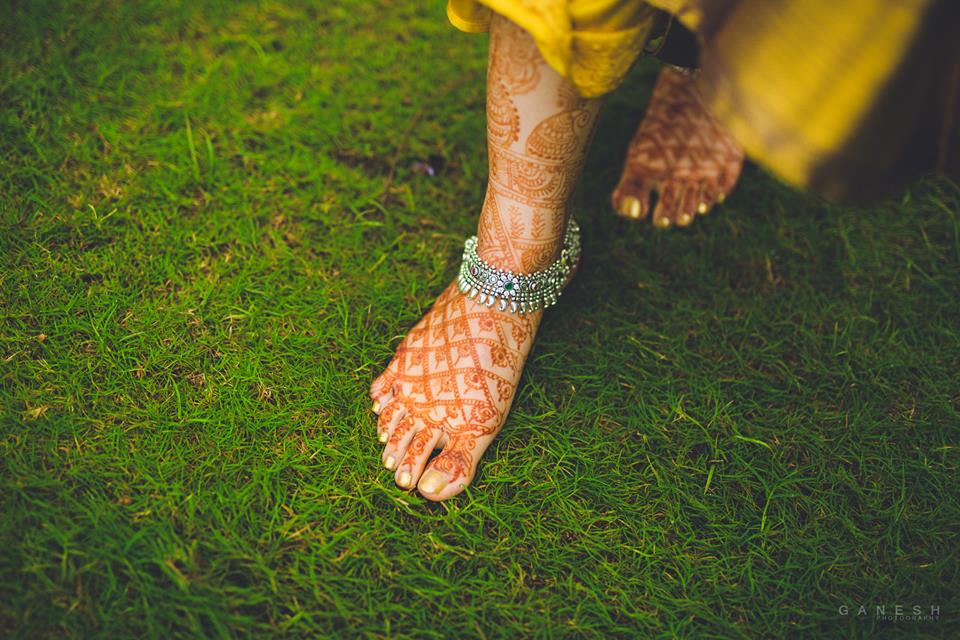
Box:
456;219;580;315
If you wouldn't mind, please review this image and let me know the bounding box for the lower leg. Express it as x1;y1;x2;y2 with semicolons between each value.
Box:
478;15;602;272
369;14;602;500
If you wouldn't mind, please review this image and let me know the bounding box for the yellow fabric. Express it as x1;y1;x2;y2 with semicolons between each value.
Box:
447;0;661;97
448;0;955;199
641;0;702;33
663;0;931;197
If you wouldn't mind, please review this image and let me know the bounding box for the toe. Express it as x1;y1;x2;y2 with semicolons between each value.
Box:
370;378;396;413
417;441;480;501
371;390;394;417
675;184;701;227
700;179;725;212
652;181;683;228
612;181;651;221
370;349;403;406
382;414;418;471
395;428;442;489
369;370;394;404
717;162;742;200
692;181;711;216
376;401;406;442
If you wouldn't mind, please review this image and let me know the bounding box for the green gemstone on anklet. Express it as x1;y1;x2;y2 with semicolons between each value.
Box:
457;219;580;315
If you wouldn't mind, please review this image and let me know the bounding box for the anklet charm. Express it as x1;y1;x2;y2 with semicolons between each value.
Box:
456;219;580;315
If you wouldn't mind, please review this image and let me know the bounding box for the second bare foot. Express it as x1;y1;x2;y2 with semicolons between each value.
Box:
612;66;744;228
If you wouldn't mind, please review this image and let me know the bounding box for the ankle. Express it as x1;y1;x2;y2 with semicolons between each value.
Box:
475;204;568;273
476;241;562;274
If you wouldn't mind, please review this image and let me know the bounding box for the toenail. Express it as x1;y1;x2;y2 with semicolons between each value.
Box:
678;213;691;225
420;470;446;494
385;455;395;470
717;193;726;203
398;471;411;488
379;431;388;443
697;202;708;215
629;198;641;219
655;217;671;228
372;400;380;414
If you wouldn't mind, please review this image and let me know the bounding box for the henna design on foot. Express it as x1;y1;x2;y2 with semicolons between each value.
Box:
370;15;601;500
371;283;540;499
612;66;744;228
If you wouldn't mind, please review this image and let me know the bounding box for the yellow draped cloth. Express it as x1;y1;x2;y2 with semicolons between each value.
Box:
447;0;960;201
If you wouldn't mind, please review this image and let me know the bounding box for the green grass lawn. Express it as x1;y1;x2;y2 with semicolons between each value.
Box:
2;1;959;637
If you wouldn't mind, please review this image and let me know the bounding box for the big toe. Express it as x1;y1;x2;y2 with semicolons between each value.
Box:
417;443;480;501
612;179;652;221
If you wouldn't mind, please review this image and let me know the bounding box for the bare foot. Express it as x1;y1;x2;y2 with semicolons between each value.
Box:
369;283;539;501
612;66;744;228
368;15;600;501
